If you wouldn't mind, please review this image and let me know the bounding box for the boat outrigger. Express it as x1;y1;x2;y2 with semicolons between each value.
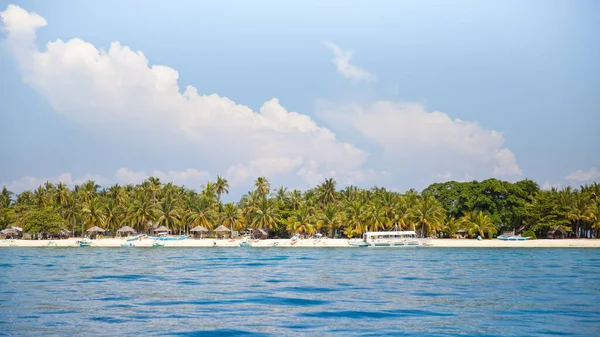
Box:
349;231;423;247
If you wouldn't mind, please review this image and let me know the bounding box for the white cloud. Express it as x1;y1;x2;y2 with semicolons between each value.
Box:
565;167;600;184
541;181;562;191
4;172;108;192
3;168;211;193
226;157;303;186
115;168;210;187
320;101;523;184
0;5;367;187
324;42;375;83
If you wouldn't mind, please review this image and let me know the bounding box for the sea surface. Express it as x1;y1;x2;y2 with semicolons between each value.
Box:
0;247;599;336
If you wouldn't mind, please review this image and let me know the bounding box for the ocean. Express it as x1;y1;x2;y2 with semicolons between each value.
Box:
0;248;599;336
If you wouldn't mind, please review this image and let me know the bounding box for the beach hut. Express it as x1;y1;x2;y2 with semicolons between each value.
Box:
117;226;136;237
1;227;19;239
190;226;209;239
214;225;231;239
86;226;105;239
154;225;170;234
253;228;268;239
547;226;567;239
456;229;468;239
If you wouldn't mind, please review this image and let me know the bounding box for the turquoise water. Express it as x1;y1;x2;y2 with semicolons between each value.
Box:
0;248;599;336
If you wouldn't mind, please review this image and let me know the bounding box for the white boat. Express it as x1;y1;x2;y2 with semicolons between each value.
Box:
497;230;531;241
239;236;252;248
79;238;92;247
352;231;423;247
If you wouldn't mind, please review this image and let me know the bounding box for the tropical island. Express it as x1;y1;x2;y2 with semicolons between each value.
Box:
0;177;599;247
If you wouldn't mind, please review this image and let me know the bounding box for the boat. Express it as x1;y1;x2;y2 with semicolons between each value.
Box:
126;234;146;242
79;238;92;247
148;234;189;241
350;231;423;247
497;230;531;241
152;242;165;247
239;236;252;248
271;242;279;247
120;242;135;247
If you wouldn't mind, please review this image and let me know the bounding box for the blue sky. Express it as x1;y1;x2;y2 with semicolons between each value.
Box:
1;0;598;199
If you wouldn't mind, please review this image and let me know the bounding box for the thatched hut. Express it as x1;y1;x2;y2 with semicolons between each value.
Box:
0;227;20;239
253;228;268;239
154;226;170;233
547;226;567;239
117;226;136;237
86;226;105;239
214;225;231;239
190;226;209;238
456;229;468;239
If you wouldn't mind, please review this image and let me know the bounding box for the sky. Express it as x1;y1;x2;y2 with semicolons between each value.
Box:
0;0;599;200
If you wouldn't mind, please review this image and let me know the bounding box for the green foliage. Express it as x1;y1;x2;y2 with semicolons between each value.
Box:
1;178;598;239
18;207;63;234
522;230;536;240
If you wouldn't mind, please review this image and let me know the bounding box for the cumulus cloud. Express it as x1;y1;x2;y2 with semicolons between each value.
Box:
324;42;375;83
1;5;525;192
3;168;211;193
565;167;600;184
319;101;523;184
0;5;367;187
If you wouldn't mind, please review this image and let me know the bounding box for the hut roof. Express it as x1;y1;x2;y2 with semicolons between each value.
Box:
154;226;170;232
214;225;231;232
86;226;105;232
1;228;19;235
256;228;268;235
117;226;136;233
548;226;567;234
190;226;209;232
456;229;467;233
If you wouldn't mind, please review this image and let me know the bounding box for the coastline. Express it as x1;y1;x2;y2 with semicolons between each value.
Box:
1;238;599;248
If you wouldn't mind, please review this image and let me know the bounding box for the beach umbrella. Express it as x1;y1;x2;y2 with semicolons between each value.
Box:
154;226;170;233
117;226;136;233
86;226;105;233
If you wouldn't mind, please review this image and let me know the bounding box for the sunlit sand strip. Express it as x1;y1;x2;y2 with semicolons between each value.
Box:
1;238;600;248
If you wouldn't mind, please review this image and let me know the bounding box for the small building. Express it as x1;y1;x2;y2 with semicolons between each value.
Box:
547;226;567;239
456;229;468;239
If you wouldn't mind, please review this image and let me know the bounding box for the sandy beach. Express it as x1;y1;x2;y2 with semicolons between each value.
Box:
1;237;599;248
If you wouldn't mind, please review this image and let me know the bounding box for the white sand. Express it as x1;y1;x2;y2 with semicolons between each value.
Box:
1;237;599;248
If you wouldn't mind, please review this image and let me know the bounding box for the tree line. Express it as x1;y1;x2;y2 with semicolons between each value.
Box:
0;177;598;239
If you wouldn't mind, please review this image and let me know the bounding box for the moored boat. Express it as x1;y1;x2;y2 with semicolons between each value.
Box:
239;236;252;248
351;231;423;247
79;238;92;247
120;242;135;247
152;242;165;247
497;230;531;241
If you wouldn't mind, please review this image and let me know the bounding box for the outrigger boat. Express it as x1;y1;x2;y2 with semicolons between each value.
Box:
79;238;92;247
349;231;423;247
126;234;146;242
120;242;135;247
148;234;189;241
152;242;165;247
497;231;530;241
239;236;252;248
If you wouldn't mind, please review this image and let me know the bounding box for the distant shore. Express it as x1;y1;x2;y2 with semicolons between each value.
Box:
1;238;599;248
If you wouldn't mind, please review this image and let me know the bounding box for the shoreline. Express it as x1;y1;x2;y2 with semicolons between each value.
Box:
1;238;600;248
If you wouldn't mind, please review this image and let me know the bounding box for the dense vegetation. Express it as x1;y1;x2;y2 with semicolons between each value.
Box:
0;177;598;239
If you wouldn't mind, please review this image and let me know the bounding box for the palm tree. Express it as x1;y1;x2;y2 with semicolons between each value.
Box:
0;186;14;208
317;178;337;207
129;193;155;234
345;200;367;236
81;197;105;234
251;197;281;232
287;206;315;237
254;176;270;196
364;202;388;232
460;211;497;238
567;191;590;238
219;203;243;236
215;176;229;201
62;194;79;236
185;197;216;231
103;199;123;235
586;200;600;238
316;204;344;237
155;195;182;234
410;195;445;237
